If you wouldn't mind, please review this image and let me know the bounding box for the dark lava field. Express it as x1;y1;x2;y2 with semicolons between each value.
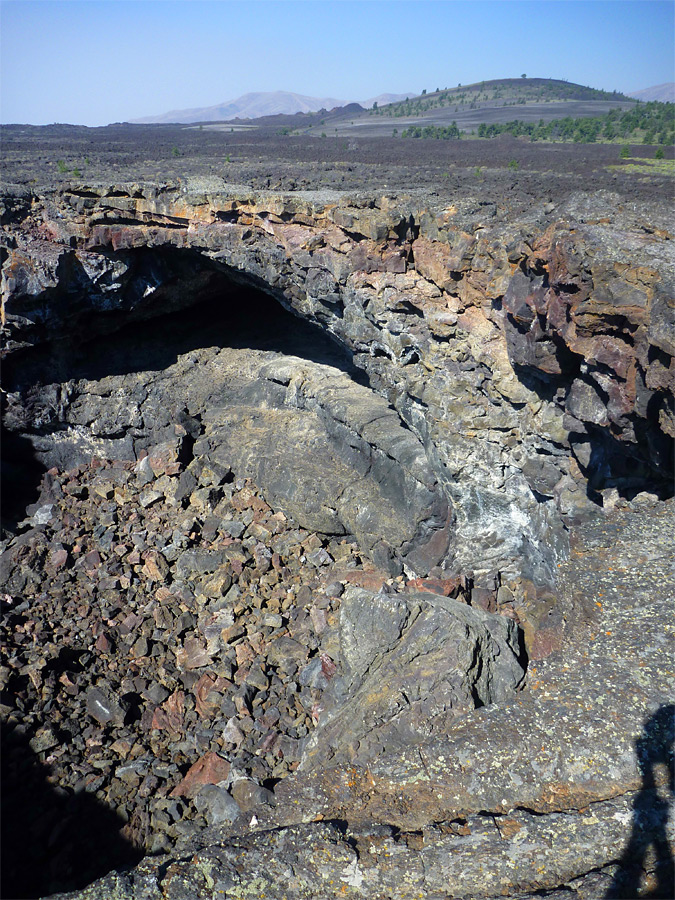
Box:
2;121;672;203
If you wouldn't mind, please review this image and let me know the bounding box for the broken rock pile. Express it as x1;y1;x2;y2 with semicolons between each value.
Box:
0;449;368;894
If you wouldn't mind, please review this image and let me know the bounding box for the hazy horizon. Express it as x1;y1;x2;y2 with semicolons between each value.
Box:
1;0;674;127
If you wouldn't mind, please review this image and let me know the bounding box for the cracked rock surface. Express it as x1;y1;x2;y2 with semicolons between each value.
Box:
1;146;673;898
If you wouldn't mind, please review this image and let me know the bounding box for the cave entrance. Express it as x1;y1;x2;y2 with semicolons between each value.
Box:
2;247;363;392
1;250;366;532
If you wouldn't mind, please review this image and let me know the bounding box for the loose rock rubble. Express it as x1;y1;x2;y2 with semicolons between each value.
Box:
0;451;378;893
35;497;674;900
1;440;528;897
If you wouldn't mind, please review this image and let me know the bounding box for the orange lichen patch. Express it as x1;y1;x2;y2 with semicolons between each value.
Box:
497;817;523;840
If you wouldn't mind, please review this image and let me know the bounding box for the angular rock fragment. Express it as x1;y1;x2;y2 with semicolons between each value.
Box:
86;686;125;726
170;751;231;799
192;784;240;826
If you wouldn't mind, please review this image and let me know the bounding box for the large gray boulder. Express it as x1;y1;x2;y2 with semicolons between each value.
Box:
299;586;525;770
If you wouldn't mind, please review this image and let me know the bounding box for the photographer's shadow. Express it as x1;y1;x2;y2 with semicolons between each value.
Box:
606;704;674;899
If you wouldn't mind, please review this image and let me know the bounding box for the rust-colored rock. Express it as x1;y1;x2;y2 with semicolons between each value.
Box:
169;751;230;799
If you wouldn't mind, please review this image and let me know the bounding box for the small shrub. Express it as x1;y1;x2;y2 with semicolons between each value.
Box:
56;160;68;173
321;132;327;138
171;146;181;157
72;168;82;178
508;159;519;171
620;145;631;159
654;147;665;159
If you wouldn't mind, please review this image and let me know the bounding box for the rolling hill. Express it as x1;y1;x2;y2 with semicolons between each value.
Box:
297;78;640;138
628;82;675;103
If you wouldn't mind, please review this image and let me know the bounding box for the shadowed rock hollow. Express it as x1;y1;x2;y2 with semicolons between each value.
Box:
1;172;673;899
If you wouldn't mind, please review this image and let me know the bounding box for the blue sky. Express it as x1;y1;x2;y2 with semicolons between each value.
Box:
1;0;673;125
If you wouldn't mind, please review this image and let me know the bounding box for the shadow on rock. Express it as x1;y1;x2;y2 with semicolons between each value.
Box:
1;724;144;899
1;259;365;535
3;254;363;391
606;704;675;899
0;420;47;538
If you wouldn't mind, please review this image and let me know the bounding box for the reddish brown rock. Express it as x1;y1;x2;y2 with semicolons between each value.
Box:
151;690;185;734
169;751;230;799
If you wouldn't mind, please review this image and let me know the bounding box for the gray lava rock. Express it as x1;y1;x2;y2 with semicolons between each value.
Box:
299;585;525;771
193;785;240;826
85;686;125;726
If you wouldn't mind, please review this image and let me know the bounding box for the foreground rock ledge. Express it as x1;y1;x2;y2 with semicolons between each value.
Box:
52;499;674;900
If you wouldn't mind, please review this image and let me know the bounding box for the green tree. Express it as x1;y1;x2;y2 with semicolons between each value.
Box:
620;145;631;158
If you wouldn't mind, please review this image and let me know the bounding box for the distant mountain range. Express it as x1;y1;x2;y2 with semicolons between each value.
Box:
131;81;673;126
131;91;412;124
628;83;675;103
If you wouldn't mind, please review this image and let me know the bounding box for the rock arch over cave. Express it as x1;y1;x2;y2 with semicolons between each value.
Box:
2;250;453;578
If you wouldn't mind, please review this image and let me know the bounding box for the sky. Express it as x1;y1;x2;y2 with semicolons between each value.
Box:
1;0;674;126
